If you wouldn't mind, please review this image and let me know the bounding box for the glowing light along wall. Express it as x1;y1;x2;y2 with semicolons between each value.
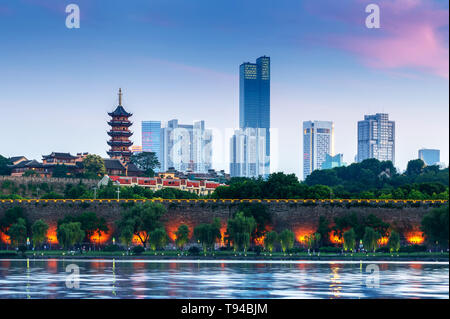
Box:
294;228;315;245
329;231;343;244
46;225;58;245
406;231;425;244
0;230;10;244
90;231;111;245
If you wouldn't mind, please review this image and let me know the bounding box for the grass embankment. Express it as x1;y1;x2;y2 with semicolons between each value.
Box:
0;250;448;261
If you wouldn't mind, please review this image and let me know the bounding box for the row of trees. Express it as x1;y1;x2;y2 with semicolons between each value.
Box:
1;204;448;251
212;159;448;200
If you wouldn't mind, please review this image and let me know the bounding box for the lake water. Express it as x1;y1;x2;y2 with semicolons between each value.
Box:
0;259;448;299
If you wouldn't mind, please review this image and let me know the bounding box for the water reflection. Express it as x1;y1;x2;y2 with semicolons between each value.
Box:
0;259;447;299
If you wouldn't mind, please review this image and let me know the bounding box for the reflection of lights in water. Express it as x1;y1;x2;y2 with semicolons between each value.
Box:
329;265;342;298
112;259;116;296
26;258;31;299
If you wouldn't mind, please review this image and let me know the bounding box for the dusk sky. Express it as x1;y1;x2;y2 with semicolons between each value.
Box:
0;0;448;179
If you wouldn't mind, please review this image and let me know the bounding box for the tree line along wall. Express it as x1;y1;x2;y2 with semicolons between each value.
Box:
0;200;446;245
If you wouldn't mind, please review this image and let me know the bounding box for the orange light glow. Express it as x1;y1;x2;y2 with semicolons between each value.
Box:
164;222;194;242
406;231;425;245
294;228;315;244
377;236;389;246
329;231;343;244
90;231;111;245
0;229;10;245
220;225;227;246
132;232;147;245
46;225;58;244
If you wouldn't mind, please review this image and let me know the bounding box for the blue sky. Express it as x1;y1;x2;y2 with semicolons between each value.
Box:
0;0;448;178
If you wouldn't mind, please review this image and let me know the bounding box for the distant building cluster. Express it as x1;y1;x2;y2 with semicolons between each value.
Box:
5;57;445;183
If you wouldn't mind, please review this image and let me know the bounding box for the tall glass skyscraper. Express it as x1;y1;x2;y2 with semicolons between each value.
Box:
231;56;270;178
303;121;334;179
418;149;440;166
357;113;395;164
142;121;162;170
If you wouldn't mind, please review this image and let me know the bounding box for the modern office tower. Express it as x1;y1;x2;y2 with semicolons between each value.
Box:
321;153;345;170
230;128;267;177
418;149;440;166
303;121;334;179
357;113;395;164
142;121;162;169
230;56;270;177
161;119;212;173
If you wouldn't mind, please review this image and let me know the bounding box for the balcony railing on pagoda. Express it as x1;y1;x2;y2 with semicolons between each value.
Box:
108;121;133;127
107;151;133;157
107;140;133;147
107;131;133;137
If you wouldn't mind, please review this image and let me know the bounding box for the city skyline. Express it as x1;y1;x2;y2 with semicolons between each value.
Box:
0;0;448;178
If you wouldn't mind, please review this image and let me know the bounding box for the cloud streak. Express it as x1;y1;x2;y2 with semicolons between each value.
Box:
310;0;449;78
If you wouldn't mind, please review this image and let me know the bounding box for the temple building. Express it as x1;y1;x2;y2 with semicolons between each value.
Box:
107;88;134;163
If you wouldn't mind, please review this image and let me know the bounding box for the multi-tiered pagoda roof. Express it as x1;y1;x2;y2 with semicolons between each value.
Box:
107;89;133;162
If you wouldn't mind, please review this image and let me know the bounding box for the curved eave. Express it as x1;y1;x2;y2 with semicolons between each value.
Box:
107;131;133;137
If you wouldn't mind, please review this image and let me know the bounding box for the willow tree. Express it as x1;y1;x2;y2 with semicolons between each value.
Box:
31;219;49;249
194;218;222;253
388;231;401;253
175;224;190;250
343;229;356;252
279;229;295;253
57;222;84;250
264;231;278;253
363;227;380;253
226;212;256;252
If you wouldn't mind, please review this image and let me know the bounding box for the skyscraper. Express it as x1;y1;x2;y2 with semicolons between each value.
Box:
321;153;345;170
142;121;162;169
231;56;270;177
357;113;395;164
303;121;334;179
161;119;212;173
418;149;440;166
230;128;267;178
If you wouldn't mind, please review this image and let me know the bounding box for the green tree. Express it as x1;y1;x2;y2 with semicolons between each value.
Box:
0;155;11;176
130;152;160;177
226;212;256;252
116;202;167;247
363;227;380;252
8;218;27;247
343;228;356;252
0;207;28;235
119;223;134;249
406;159;425;176
194;218;222;253
148;227;169;251
82;154;106;178
316;216;330;246
263;231;278;253
31;219;49;248
56;222;85;250
175;224;190;250
305;233;322;252
279;229;295;253
421;206;449;249
58;211;108;243
388;231;401;253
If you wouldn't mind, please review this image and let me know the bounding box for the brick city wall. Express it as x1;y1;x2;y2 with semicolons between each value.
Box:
0;199;446;244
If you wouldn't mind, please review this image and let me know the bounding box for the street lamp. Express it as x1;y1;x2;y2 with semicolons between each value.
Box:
92;186;98;199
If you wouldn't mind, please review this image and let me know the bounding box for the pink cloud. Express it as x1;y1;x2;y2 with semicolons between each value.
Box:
323;0;449;78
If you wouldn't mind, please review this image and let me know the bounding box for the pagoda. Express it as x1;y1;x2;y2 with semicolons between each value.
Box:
107;88;133;162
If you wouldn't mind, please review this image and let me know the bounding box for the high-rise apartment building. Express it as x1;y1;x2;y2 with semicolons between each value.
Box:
230;56;270;177
357;113;395;163
161;119;212;173
142;121;162;169
303;121;334;178
418;148;440;166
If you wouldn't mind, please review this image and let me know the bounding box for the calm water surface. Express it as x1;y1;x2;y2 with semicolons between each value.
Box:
0;259;448;299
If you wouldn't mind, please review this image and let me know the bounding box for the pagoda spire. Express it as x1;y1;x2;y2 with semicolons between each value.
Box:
118;88;123;106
